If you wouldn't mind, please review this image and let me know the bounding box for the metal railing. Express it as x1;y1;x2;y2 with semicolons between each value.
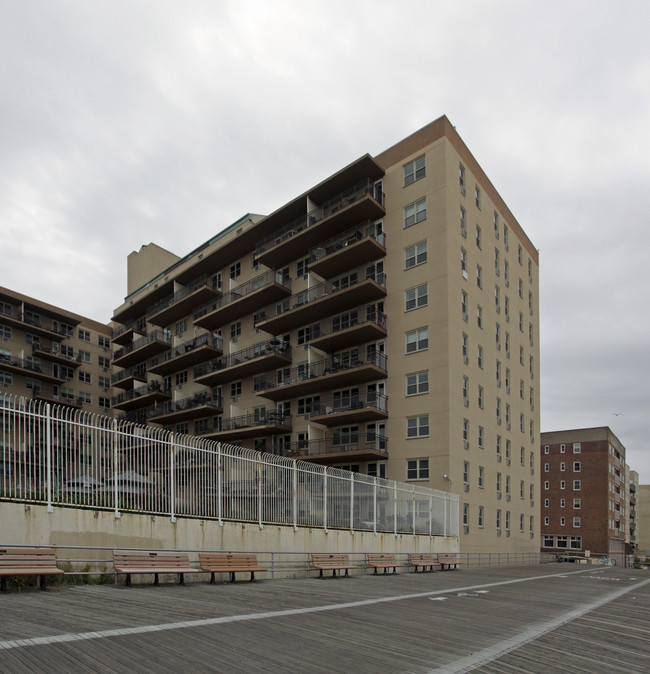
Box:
146;273;222;319
112;329;171;360
193;339;289;378
0;395;457;536
309;220;386;263
255;179;385;257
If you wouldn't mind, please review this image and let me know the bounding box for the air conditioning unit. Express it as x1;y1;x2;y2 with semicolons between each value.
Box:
464;399;469;407
497;528;502;536
463;525;469;534
507;494;511;502
462;270;468;280
463;355;469;365
232;396;239;403
506;530;511;537
497;492;502;500
463;440;469;449
464;484;469;492
460;186;466;196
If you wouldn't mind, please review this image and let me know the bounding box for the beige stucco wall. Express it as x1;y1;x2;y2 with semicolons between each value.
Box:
0;502;458;576
637;485;650;557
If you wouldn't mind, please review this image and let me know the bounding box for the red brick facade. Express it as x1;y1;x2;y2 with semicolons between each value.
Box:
540;428;627;557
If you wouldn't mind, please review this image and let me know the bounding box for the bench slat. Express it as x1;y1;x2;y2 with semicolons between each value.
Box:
199;553;266;582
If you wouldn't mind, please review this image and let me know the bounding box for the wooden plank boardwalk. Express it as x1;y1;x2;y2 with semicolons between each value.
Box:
0;564;647;672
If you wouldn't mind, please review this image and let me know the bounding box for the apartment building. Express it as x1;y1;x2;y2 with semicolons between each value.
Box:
110;116;540;553
0;286;113;413
541;427;628;560
628;469;639;554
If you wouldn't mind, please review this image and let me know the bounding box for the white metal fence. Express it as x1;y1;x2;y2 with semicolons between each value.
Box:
0;395;458;536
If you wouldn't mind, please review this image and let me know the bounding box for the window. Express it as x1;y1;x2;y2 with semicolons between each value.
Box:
560;498;565;508
573;499;581;509
570;536;582;550
460;206;467;237
544;481;549;489
560;517;565;526
477;386;484;409
78;392;91;404
462;291;468;320
462;333;469;362
405;241;427;268
476;265;482;288
463;504;469;527
98;355;110;369
573;443;581;453
462;376;469;404
407;415;429;438
0;325;11;340
478;466;484;488
230;381;242;397
405;284;428;311
496;323;501;350
296;257;310;277
560;462;565;472
463;418;469;447
478;506;484;528
478;425;484;448
459;164;465;193
543;535;554;547
494;211;499;238
573;517;581;528
504;260;509;285
78;371;91;384
98;335;110;349
505;511;511;532
176;371;188;387
476;224;482;249
544;445;549;454
544;517;550;526
518;244;523;264
297;396;320;415
560;480;566;490
98;376;110;389
230;261;241;279
477;306;483;329
477;345;483;368
407;458;429;480
474;185;481;209
78;329;91;342
99;397;110;410
461;248;467;275
78;350;91;364
463;461;469;485
496;509;502;531
573;462;581;472
544;498;549;507
175;318;188;336
573;480;581;490
406;371;428;396
560;443;566;453
495;285;500;312
404;198;426;228
406;327;428;353
404;155;425;185
230;321;242;341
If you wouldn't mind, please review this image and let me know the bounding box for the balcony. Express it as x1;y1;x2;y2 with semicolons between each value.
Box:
255;266;387;335
255;179;385;269
147;392;223;425
31;385;82;410
111;319;146;346
308;221;386;279
309;392;388;427
111;365;147;390
308;306;387;353
0;355;65;384
0;310;76;342
194;339;291;387
194;411;292;441
147;274;223;327
257;351;387;402
278;433;388;464
112;330;171;369
31;343;81;368
111;382;172;412
147;333;224;376
194;271;291;331
629;495;637;506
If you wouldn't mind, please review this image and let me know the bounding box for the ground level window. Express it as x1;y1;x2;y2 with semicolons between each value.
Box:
543;536;554;547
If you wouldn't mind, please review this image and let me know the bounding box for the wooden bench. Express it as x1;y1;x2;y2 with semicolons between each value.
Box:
199;553;267;583
409;553;438;573
311;553;357;578
112;550;198;586
437;553;461;570
366;553;404;575
0;546;64;592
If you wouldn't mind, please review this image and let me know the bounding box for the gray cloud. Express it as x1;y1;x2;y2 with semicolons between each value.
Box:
1;0;649;478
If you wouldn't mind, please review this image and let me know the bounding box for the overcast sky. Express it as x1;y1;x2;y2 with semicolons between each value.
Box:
1;1;649;480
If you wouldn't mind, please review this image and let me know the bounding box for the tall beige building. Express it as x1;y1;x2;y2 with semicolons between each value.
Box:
110;116;540;553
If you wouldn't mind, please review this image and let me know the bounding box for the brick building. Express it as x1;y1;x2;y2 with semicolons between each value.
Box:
541;427;628;560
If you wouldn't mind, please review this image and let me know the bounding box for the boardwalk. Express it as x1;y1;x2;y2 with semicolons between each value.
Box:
0;564;648;672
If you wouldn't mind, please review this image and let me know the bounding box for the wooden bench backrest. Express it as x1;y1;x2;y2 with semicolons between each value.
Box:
113;550;191;569
311;553;351;567
409;553;435;563
367;553;396;563
0;547;60;571
437;553;458;562
199;553;262;570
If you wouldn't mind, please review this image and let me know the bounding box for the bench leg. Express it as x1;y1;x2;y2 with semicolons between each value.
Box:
319;569;323;579
179;573;185;586
392;567;397;575
344;568;349;578
250;572;255;583
373;567;378;575
210;572;216;584
154;573;160;586
126;573;132;587
230;572;235;583
39;575;47;591
1;577;6;593
383;568;388;575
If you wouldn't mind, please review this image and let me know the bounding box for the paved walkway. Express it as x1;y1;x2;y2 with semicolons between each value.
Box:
0;564;648;672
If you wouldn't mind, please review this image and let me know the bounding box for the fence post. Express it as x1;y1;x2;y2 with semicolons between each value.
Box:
373;477;378;536
429;494;433;537
46;403;53;512
112;419;121;519
292;460;298;532
217;442;223;526
257;454;263;530
411;486;416;536
323;468;328;533
349;472;354;533
169;432;176;523
393;481;398;537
